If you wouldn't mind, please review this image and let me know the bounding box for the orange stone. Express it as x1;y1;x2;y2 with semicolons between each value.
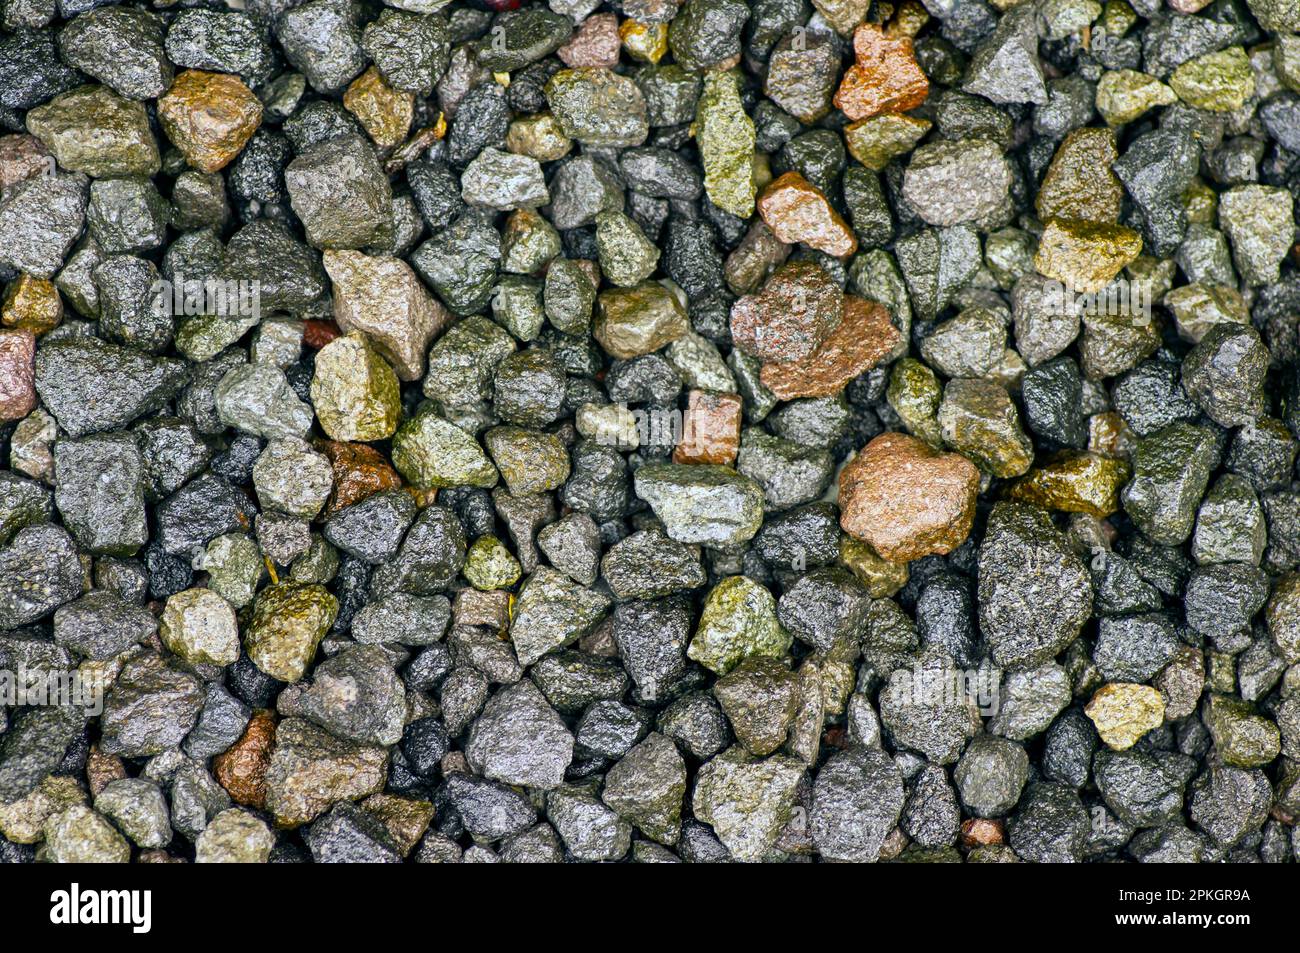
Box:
673;390;743;465
0;329;36;422
760;296;902;399
213;709;277;809
960;817;1005;848
833;23;929;121
757;171;857;257
158;69;263;173
318;440;404;515
838;431;980;562
302;319;342;350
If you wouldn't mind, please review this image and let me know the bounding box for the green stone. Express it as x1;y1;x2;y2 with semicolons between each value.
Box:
246;583;339;682
484;425;571;494
938;378;1033;478
543;258;596;335
1218;185;1294;287
1121;422;1217;545
310;331;401;442
1193;474;1266;566
595;211;660;287
1170;48;1254;112
1036;126;1122;223
463;535;522;591
491;275;545;342
1203;694;1280;768
422;316;516;408
1095;70;1175;126
844;113;931;172
391;408;498;489
1008;450;1131;517
634;463;765;547
545;67;649;147
26;84;160;177
688;575;790;676
201;533;262;608
696;69;756;218
889;356;941;447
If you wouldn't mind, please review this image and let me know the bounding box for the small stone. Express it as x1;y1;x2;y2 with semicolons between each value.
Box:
343;66;413;149
44;805;129;863
1169;47;1254;112
264;717;388;827
1035;218;1143;294
310;332;401;442
833;23;929;121
757;171;857;258
160;587;239;667
838;432;980;562
545;67;649;147
26;85;160;178
594;282;689;359
1085;683;1165;750
158;70;262;173
688;575;790;675
692;746;804;862
195;807;274;863
245;583;339;683
695;69;756;218
978;502;1093;670
634;462;764;547
324;249;446;380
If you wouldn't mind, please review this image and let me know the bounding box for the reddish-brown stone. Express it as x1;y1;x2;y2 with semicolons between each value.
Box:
838;432;980;562
303;319;341;350
86;745;128;798
960;817;1005;848
757;171;858;257
0;134;51;194
558;13;621;67
213;709;277;809
833;23;929;121
760;296;902;399
0;329;37;422
454;587;511;631
673;390;743;465
730;260;843;364
318;440;403;515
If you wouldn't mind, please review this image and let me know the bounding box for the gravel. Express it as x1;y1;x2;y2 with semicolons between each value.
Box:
0;0;1296;868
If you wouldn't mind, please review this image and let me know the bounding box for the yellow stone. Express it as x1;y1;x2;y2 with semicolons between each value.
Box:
1085;682;1165;750
1034;218;1143;293
839;535;909;597
505;112;572;162
844;113;932;171
887;0;930;36
619;18;669;63
1;274;62;335
1008;450;1131;517
344;67;414;150
158;70;262;173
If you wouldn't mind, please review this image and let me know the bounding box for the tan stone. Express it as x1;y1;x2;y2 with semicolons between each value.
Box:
344;67;414;149
673;390;743;465
757;171;857;258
